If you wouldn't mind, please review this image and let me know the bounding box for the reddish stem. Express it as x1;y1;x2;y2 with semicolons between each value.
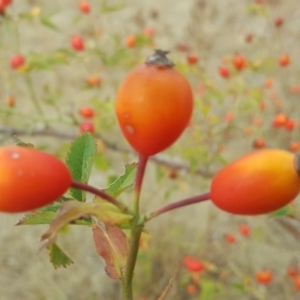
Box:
146;192;211;220
133;154;148;213
71;180;127;212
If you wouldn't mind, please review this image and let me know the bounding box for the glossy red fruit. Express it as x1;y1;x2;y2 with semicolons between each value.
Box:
71;35;85;51
10;54;25;69
115;49;193;156
0;146;71;213
210;149;300;215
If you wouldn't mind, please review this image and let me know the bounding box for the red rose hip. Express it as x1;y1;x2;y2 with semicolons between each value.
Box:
0;146;72;213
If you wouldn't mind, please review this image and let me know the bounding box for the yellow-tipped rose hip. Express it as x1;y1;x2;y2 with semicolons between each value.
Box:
210;149;300;215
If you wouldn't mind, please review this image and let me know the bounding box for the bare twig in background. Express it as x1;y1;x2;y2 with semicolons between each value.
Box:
0;126;214;178
157;262;180;300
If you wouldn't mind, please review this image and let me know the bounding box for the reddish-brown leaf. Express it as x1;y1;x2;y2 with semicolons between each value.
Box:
92;224;128;279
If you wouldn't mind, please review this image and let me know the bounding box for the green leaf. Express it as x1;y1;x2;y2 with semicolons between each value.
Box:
270;204;296;218
40;15;59;32
199;278;222;300
16;211;57;225
48;243;73;269
66;133;97;201
105;163;137;196
40;201;132;250
16;202;93;226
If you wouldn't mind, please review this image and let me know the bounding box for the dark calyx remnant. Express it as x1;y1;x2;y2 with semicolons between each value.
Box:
145;49;175;68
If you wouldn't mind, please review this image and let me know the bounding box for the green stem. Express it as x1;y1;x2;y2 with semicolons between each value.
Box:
122;154;149;300
122;223;144;300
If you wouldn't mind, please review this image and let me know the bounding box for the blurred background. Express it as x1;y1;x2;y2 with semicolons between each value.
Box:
0;0;300;299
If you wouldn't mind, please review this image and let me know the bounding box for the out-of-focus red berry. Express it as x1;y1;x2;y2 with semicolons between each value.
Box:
232;54;247;71
71;35;85;51
278;54;290;67
143;27;155;37
219;66;230;78
274;17;283;27
225;111;234;123
183;256;206;273
10;54;25;69
239;224;251;237
285;119;296;131
294;275;300;291
253;138;266;149
289;142;300;153
224;233;236;244
186;284;198;295
256;270;273;285
287;266;298;278
272;113;288;128
80;121;94;133
290;85;299;95
87;75;101;87
245;33;253;43
187;53;198;65
7;95;15;107
79;1;90;14
79;106;95;118
126;35;136;48
177;43;189;52
264;78;274;88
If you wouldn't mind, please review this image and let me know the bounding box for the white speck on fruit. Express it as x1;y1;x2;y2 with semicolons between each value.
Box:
123;113;130;119
18;170;24;176
125;124;135;135
11;152;20;159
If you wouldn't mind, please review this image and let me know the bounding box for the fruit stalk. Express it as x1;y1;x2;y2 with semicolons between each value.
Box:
70;180;127;212
122;154;148;299
146;192;210;220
